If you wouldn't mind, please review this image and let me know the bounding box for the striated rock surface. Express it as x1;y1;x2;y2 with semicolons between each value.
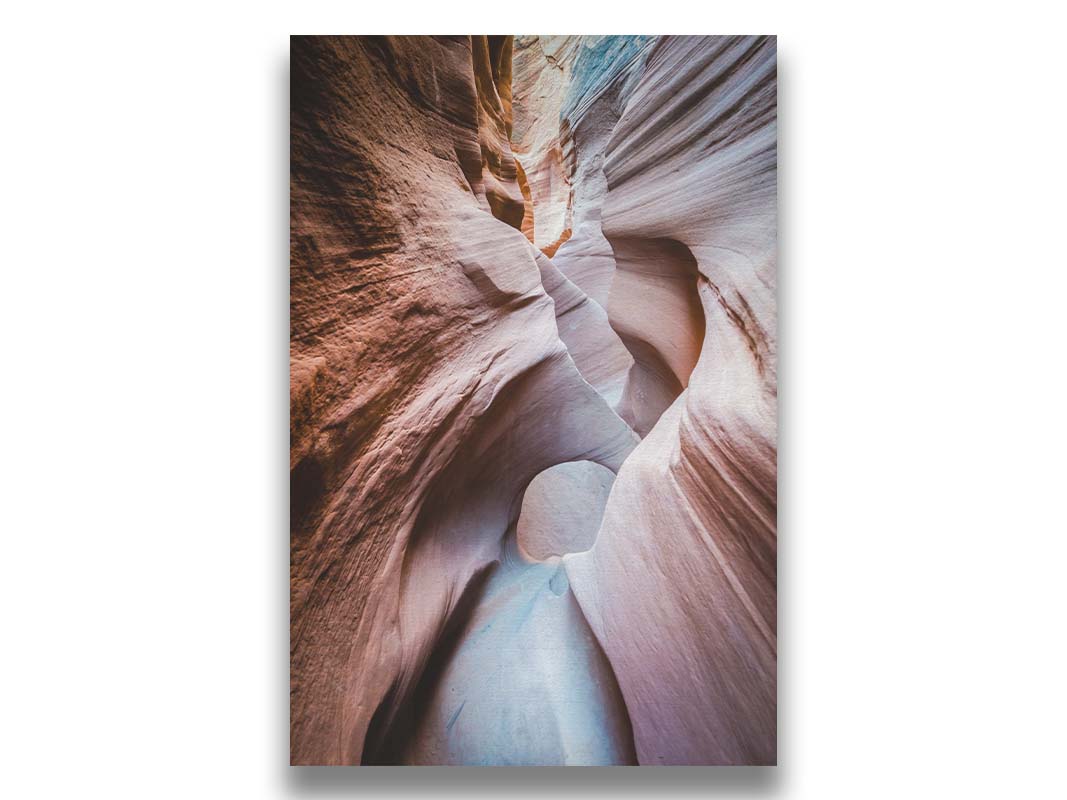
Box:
291;35;636;765
545;35;652;309
566;35;777;764
512;37;653;413
510;36;580;253
291;34;776;767
531;247;632;405
608;237;706;436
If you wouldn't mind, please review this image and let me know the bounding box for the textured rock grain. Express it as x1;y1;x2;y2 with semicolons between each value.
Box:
291;34;776;767
291;35;636;765
566;35;777;765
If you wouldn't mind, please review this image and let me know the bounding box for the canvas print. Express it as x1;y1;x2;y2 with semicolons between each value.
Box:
290;35;777;766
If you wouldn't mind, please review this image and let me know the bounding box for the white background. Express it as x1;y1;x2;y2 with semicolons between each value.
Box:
2;1;1065;797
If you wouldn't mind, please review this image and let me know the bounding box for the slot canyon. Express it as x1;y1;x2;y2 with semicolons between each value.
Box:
290;34;777;766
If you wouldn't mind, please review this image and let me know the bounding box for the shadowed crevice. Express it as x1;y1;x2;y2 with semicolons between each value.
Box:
361;562;497;765
606;236;706;437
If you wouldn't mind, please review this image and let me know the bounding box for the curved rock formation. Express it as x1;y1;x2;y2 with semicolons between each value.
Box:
510;36;581;253
388;533;634;766
567;35;777;764
290;35;630;764
532;247;632;405
546;36;652;309
511;37;654;414
517;460;615;561
608;236;706;436
291;34;776;767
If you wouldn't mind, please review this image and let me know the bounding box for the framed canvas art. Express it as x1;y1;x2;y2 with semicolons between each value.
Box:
290;35;777;766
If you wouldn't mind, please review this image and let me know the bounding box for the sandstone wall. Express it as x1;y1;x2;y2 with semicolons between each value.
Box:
291;34;777;766
291;35;635;764
565;35;778;764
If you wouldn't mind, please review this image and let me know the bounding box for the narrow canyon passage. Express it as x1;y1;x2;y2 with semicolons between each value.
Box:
364;462;635;766
374;373;639;762
365;38;662;757
361;40;661;764
290;35;777;766
390;479;635;766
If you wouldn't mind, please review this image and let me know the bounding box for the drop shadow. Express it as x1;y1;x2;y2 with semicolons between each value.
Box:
775;36;792;790
272;42;292;781
286;765;779;796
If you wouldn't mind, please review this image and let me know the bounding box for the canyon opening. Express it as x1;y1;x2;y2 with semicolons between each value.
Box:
290;34;777;766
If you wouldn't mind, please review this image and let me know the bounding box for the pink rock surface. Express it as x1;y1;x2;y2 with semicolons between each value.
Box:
290;35;635;765
567;35;777;764
513;36;654;414
291;34;776;766
510;36;581;253
517;461;616;561
531;246;632;406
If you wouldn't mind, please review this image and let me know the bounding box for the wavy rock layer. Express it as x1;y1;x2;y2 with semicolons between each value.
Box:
512;37;653;412
567;35;778;765
291;35;635;765
291;34;776;766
